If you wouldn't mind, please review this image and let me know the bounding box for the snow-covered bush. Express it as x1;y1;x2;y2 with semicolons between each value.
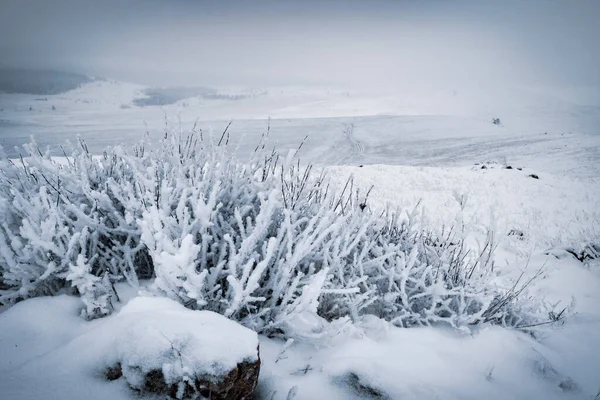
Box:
0;141;148;317
0;130;550;332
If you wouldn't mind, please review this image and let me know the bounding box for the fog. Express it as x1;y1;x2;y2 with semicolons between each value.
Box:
0;0;599;91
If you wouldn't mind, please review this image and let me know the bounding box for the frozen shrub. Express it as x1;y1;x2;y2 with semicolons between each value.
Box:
0;141;148;314
0;129;552;332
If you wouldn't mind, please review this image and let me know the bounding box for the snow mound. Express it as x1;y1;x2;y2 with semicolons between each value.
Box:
113;296;259;389
0;296;259;400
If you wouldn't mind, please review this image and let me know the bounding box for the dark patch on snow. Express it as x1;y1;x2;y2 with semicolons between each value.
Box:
105;363;123;381
565;244;600;262
558;378;577;392
133;86;258;107
335;372;390;399
533;357;580;395
508;229;524;239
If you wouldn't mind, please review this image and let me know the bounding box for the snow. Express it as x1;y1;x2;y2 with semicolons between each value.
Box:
0;296;259;399
115;297;259;386
2;263;599;400
0;295;87;372
258;256;600;400
1;78;600;399
326;163;600;253
2;80;599;179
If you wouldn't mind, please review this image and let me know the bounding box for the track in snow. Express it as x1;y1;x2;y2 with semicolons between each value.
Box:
328;123;365;165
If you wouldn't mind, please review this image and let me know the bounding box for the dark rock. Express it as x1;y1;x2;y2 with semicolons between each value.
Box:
112;298;260;399
528;174;539;179
105;363;123;381
481;165;487;169
194;357;261;400
505;166;513;170
137;356;261;400
144;369;170;394
107;339;260;399
517;167;522;171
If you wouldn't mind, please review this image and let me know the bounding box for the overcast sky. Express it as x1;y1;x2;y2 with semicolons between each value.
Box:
0;0;598;89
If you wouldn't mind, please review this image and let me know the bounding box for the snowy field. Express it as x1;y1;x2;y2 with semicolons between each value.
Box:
1;79;600;399
2;80;599;178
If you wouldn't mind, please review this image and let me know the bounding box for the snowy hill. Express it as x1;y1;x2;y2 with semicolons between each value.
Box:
1;76;599;177
0;69;92;95
0;74;599;400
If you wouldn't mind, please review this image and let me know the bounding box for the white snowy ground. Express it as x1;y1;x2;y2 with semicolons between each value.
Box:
0;80;599;399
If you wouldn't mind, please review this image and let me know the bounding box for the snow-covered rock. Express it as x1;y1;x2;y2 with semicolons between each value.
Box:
107;296;261;399
0;296;261;400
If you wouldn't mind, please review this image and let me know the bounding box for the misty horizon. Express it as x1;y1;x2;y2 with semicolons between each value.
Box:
1;0;599;91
